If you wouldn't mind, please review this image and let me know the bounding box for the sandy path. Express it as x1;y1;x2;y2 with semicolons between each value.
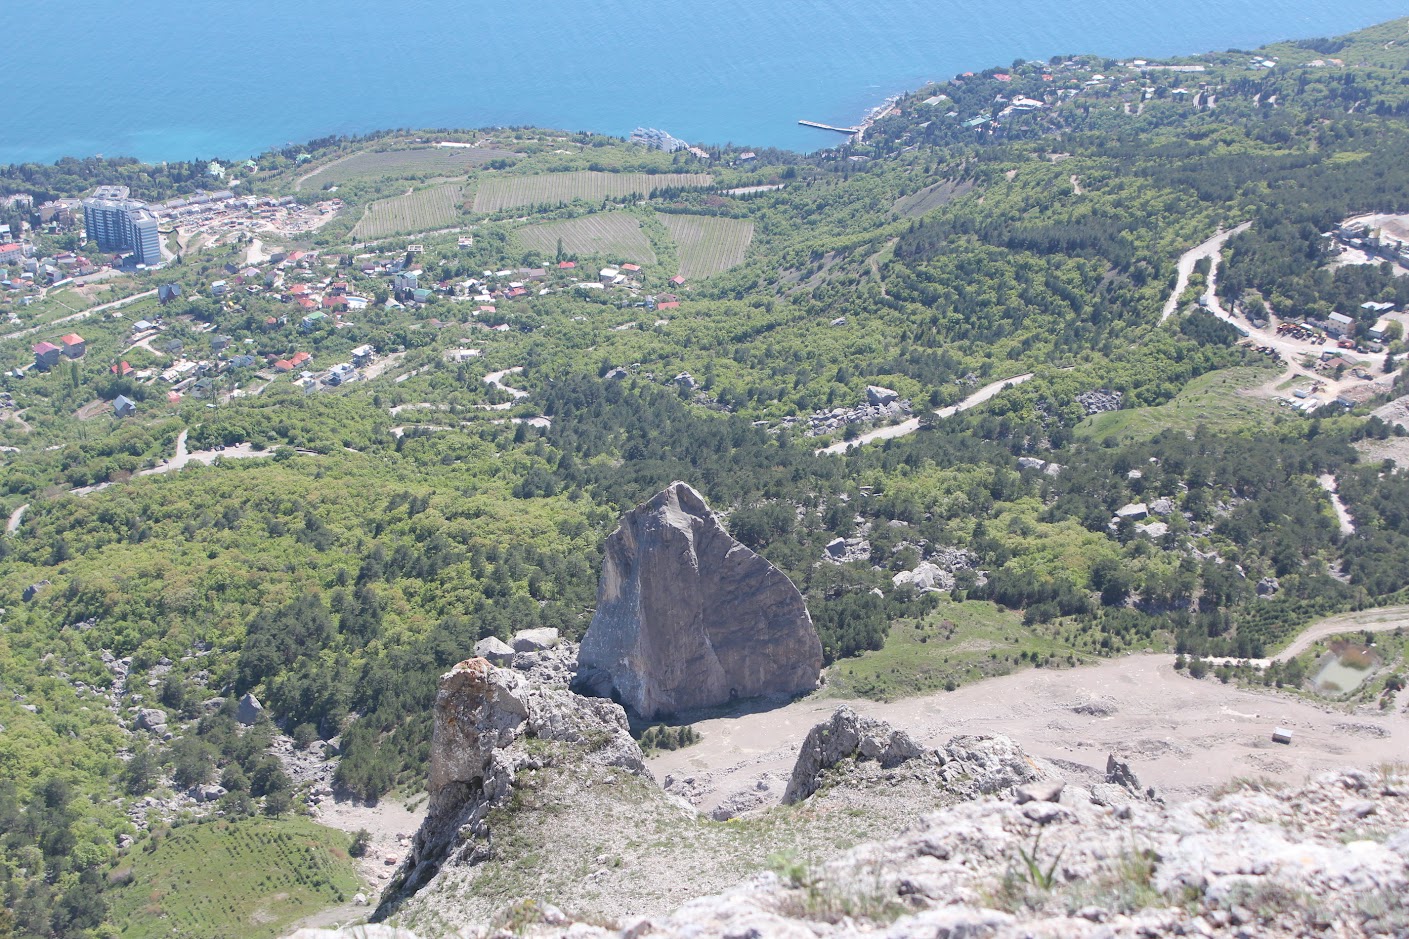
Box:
5;503;27;534
817;373;1033;455
651;604;1409;810
1159;222;1251;323
1268;605;1409;661
1318;473;1356;535
136;429;274;476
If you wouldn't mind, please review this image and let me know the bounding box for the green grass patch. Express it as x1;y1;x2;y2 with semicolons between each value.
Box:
823;600;1080;700
657;214;755;278
351;183;467;240
516;211;658;265
1074;366;1279;443
297;147;518;188
472;171;712;213
107;816;359;939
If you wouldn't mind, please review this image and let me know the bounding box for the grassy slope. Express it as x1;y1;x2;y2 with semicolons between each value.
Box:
108;816;359;939
472;172;713;213
1074;365;1281;443
823;599;1084;701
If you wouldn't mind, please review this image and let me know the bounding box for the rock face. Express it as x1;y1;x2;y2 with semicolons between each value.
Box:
575;482;822;719
375;657;648;920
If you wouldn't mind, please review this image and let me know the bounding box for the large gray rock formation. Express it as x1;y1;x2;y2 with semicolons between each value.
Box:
575;482;822;718
374;657;648;921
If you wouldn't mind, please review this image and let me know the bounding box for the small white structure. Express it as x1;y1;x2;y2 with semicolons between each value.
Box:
1272;727;1294;745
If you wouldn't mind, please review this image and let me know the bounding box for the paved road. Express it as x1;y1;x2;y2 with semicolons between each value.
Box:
817;373;1033;456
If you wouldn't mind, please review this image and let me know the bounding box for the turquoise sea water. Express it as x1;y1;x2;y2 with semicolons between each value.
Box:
6;1;1408;165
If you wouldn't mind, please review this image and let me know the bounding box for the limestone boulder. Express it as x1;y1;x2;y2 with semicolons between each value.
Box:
473;636;515;664
135;708;168;732
237;692;264;725
511;627;559;652
575;482;821;719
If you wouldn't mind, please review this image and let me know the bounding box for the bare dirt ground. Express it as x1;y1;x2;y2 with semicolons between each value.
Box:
1357;434;1409;466
1318;472;1356;534
650;619;1408;812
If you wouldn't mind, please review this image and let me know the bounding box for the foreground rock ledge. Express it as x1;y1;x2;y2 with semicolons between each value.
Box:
311;765;1408;939
373;657;648;920
575;481;822;719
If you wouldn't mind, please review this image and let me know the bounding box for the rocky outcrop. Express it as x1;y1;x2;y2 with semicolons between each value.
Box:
783;707;924;803
575;482;822;719
783;707;1047;806
374;657;648;921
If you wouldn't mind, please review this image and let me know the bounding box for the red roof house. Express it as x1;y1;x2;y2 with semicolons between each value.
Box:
557;260;577;269
111;361;133;376
670;275;686;286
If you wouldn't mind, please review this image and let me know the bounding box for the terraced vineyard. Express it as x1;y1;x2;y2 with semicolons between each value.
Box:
472;171;712;213
516;212;658;265
108;816;359;939
658;213;755;278
351;183;466;240
296;146;517;188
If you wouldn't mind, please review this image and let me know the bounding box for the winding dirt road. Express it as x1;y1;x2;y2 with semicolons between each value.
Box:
817;373;1034;456
1159;222;1252;323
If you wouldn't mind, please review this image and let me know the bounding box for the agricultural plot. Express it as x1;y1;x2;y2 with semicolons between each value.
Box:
108;816;359;939
658;213;755;278
893;179;976;218
472;171;712;213
297;147;517;188
516;212;658;265
351;183;466;240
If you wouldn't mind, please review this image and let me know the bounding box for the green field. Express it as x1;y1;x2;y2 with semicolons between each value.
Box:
824;599;1081;700
1075;366;1281;442
516;212;658;265
296;147;518;188
351;183;467;240
658;214;755;278
472;171;713;213
107;816;360;939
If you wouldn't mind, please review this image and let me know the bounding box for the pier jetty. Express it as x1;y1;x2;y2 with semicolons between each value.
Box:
798;120;860;135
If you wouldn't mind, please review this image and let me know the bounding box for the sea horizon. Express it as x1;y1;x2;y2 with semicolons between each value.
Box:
5;0;1408;168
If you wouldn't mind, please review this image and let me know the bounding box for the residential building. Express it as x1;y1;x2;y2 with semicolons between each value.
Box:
1325;311;1355;338
32;341;61;370
82;187;162;266
59;333;85;358
112;395;137;417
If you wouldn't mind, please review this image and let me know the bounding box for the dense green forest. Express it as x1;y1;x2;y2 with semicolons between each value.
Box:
3;17;1409;939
